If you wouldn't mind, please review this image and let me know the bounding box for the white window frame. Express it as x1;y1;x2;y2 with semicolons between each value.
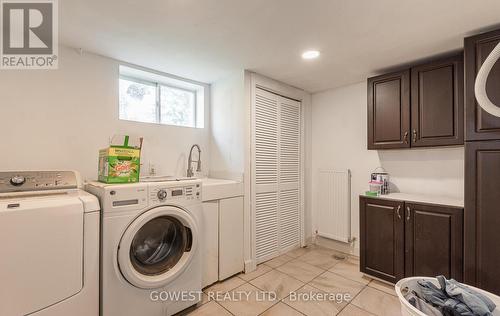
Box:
119;65;207;128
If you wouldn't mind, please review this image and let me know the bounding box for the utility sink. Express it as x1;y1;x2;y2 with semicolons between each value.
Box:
139;175;243;201
140;175;197;182
201;178;244;202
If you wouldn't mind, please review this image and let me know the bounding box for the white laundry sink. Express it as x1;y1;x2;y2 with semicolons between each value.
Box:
201;178;244;201
140;175;197;182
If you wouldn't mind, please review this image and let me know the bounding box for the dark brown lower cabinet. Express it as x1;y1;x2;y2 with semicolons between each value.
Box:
360;196;464;283
360;197;405;283
465;141;500;294
405;203;463;281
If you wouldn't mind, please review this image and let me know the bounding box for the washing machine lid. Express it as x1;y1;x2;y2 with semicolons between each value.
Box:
0;196;84;315
118;205;198;289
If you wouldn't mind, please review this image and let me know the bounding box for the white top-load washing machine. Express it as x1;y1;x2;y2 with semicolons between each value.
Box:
0;171;100;316
86;179;202;316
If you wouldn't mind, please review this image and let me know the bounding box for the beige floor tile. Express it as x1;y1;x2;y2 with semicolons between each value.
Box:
328;259;372;285
304;244;326;251
264;254;294;268
308;271;365;300
186;301;232;316
330;252;352;260
338;304;375;316
310;244;344;255
367;279;396;296
286;247;311;258
296;249;341;270
239;264;273;281
351;287;402;316
261;302;304;316
283;284;347;316
250;269;304;299
217;283;277;316
198;292;210;306
276;259;324;283
204;275;246;294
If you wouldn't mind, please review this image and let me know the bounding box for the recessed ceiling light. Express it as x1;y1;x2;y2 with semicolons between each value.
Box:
302;50;320;60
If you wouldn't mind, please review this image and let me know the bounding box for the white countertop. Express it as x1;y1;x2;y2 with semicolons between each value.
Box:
201;178;241;186
362;192;464;208
201;178;244;202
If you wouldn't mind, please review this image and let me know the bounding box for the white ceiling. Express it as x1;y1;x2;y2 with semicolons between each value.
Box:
61;0;500;93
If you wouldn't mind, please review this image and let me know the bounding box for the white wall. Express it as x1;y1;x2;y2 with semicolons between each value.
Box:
0;46;210;181
209;70;246;176
311;81;464;253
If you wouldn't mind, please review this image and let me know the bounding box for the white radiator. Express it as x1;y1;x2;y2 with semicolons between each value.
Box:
316;170;351;243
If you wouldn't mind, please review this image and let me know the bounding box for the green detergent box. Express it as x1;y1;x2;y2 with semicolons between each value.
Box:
98;135;143;183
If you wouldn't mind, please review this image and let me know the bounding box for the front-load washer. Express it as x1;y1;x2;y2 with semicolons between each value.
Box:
0;171;100;316
86;179;202;316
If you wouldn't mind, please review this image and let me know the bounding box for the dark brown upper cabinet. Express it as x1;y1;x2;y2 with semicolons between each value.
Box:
411;55;464;147
465;141;500;294
360;197;405;283
368;54;464;149
367;70;411;150
465;29;500;141
405;202;463;281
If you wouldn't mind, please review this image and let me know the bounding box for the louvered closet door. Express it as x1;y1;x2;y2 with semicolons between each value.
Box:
253;88;301;263
254;89;279;262
279;97;301;252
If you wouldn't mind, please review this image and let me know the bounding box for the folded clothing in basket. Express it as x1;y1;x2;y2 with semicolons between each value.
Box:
404;290;443;316
402;276;497;316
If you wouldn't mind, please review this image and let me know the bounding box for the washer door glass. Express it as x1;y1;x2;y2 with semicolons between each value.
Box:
130;216;191;276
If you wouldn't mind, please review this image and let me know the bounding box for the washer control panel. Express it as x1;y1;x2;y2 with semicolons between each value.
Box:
157;189;168;200
0;171;78;193
149;183;201;203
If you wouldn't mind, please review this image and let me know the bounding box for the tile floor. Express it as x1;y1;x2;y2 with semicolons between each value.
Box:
184;245;402;316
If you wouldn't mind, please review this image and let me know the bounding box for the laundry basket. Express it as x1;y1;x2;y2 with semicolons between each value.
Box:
395;277;500;316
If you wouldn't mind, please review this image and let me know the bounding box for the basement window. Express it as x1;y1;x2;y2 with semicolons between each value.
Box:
119;66;205;128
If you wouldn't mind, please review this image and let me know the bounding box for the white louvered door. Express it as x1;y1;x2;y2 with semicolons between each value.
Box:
253;87;302;263
254;89;279;261
278;97;301;251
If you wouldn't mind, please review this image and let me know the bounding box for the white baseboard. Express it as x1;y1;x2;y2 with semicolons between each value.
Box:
304;236;314;246
244;259;256;273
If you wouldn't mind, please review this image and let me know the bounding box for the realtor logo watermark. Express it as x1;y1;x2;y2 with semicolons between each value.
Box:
0;0;58;69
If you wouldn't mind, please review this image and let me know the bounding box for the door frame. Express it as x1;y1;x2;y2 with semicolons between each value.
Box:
244;72;311;272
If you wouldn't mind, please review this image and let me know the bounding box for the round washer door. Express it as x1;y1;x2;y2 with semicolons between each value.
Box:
118;205;198;289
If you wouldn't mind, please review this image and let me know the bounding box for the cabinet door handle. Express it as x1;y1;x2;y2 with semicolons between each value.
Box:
396;205;401;219
406;206;411;221
412;129;417;143
403;131;409;144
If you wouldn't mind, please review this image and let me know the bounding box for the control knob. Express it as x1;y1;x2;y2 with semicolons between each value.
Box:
10;176;26;186
157;189;167;200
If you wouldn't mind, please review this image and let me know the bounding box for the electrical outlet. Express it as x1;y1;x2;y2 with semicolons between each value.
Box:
148;163;156;176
